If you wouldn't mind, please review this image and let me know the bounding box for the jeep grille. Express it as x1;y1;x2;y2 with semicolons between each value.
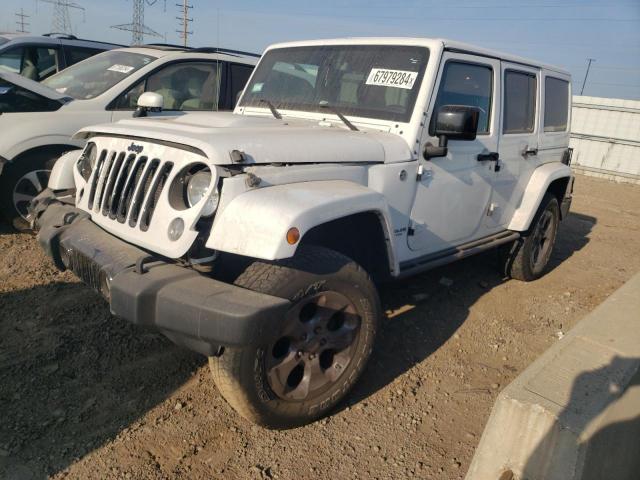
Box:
87;149;173;230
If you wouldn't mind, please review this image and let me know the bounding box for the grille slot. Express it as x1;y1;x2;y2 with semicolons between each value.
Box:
93;152;117;213
87;149;107;210
116;157;147;223
101;152;126;216
140;162;173;232
128;159;160;228
106;154;136;219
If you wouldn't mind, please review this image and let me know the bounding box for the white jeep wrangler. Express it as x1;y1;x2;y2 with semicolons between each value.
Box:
32;37;573;428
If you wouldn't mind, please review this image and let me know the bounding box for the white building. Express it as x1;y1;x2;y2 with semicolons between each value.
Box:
571;96;640;184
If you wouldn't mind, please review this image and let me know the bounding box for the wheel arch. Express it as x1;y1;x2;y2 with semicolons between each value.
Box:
300;211;394;281
508;163;573;232
10;143;81;165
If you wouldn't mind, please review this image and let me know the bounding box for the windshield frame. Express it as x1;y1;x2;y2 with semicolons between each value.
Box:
239;44;430;124
42;50;157;100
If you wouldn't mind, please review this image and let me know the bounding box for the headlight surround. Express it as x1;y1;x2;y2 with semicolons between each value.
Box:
185;168;219;217
77;143;97;181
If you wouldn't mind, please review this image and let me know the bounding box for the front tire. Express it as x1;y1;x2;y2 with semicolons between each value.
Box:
209;245;380;428
0;151;67;231
505;192;560;281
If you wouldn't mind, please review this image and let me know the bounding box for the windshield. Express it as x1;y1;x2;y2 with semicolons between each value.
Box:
240;44;429;123
42;50;156;99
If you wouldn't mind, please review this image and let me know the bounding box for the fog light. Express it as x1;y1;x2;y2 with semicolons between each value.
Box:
168;217;184;241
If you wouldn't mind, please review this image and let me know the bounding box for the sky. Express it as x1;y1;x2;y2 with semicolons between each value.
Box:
1;0;639;100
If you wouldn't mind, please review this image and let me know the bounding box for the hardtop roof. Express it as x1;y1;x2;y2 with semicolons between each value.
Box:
264;37;570;76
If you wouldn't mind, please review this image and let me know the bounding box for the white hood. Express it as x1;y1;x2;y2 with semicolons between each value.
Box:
74;112;414;165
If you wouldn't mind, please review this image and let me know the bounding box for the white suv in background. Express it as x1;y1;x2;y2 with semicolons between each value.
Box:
0;44;258;229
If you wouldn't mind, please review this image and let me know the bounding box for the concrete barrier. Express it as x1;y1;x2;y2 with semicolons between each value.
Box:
466;272;640;480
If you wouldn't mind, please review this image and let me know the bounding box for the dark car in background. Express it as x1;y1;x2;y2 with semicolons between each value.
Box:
0;32;121;81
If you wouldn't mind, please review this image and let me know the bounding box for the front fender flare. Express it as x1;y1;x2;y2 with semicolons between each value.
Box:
508;163;572;232
207;180;395;262
48;150;82;190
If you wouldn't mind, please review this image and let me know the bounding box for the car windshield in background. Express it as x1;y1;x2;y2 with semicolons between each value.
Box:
42;50;156;99
240;44;429;123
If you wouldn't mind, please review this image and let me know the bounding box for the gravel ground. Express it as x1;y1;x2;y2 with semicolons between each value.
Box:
1;174;639;480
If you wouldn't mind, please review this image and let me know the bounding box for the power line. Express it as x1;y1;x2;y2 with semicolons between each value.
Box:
112;0;162;45
15;8;30;33
176;0;193;48
38;0;85;34
580;58;596;95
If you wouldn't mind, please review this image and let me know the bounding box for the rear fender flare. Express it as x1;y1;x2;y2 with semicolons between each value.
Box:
508;163;572;232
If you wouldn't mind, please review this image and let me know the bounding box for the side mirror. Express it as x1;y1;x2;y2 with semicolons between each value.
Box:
133;92;164;118
424;105;480;160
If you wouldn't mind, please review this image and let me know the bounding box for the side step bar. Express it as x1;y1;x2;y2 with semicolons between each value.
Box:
398;231;520;278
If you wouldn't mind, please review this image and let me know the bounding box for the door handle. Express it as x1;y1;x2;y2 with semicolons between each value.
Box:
523;146;538;157
477;152;499;162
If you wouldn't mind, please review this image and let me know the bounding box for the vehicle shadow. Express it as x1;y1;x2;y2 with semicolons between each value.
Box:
343;210;596;408
0;281;203;480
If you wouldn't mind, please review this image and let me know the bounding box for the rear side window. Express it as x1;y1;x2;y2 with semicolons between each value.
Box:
544;77;569;132
503;70;537;134
432;61;493;134
65;47;103;66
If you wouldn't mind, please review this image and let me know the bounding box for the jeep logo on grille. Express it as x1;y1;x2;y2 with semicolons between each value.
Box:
127;143;144;154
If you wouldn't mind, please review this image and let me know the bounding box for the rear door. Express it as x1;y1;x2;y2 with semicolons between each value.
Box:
408;52;501;254
489;62;541;229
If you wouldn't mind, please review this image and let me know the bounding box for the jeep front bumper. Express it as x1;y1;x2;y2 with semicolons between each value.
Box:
35;203;290;356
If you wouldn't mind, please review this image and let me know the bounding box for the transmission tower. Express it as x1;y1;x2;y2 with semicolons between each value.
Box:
176;0;193;47
15;9;30;33
112;0;162;46
38;0;85;34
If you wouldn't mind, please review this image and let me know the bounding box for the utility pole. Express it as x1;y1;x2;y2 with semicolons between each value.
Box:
38;0;85;35
580;58;596;96
176;0;193;48
112;0;161;46
15;9;30;33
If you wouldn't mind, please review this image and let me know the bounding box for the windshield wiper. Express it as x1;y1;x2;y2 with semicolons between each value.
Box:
260;99;282;120
319;101;359;131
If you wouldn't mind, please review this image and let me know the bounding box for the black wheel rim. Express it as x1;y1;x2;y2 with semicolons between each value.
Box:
530;209;555;272
13;169;51;219
265;291;361;401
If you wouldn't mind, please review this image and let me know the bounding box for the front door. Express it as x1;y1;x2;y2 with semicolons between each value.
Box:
408;52;501;254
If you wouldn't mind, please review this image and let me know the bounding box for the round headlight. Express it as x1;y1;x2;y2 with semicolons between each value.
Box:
78;143;97;181
186;170;219;216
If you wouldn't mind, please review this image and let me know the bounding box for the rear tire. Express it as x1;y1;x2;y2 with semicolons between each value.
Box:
504;192;560;281
0;150;69;231
209;245;380;428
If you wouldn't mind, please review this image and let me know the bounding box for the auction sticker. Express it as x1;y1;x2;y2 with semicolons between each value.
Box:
366;68;418;89
107;64;135;74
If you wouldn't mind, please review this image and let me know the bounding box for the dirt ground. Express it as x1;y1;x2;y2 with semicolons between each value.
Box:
1;174;639;480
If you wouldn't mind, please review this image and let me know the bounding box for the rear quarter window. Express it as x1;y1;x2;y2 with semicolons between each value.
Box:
544;77;569;133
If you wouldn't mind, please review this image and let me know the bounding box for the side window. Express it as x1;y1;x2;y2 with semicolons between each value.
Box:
230;63;254;107
544;77;569;132
0;47;23;74
33;48;60;80
503;70;537;134
65;47;102;66
113;79;145;110
146;62;220;111
432;61;493;134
